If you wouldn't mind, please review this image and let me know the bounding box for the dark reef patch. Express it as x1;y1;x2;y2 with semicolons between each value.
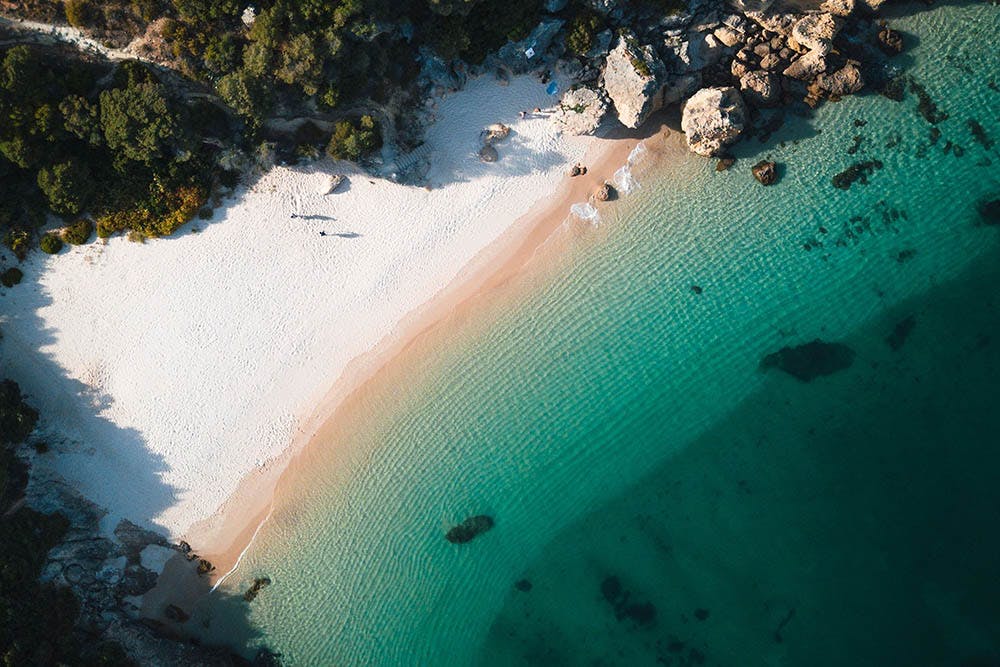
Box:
886;315;917;351
832;160;884;190
761;340;856;381
446;515;494;543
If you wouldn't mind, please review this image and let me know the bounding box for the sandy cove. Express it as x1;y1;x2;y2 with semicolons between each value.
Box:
143;119;688;618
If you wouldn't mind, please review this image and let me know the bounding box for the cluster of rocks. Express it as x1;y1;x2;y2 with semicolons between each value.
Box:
25;478;263;665
478;123;511;162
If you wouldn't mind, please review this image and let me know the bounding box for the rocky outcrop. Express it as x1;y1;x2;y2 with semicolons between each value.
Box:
553;86;608;135
594;182;617;201
752;160;778;185
602;32;666;129
490;19;564;73
790;13;841;55
978;197;1000;226
761;340;856;381
680;87;747;157
446;515;494;543
739;70;780;107
817;62;864;96
783;50;827;81
877;25;904;55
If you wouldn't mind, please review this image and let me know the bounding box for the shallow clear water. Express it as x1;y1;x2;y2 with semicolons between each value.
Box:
195;2;1000;664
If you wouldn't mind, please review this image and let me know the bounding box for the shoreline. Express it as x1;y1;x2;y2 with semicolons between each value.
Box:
146;119;684;614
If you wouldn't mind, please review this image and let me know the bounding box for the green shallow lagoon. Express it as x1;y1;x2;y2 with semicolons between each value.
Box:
196;2;1000;664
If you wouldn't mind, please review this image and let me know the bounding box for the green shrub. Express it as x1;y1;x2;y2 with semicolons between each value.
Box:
39;233;63;254
3;229;30;260
326;116;380;162
1;267;23;288
198;206;213;220
63;218;93;245
566;12;601;56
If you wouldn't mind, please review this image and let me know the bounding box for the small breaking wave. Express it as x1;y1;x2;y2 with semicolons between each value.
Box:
571;202;601;225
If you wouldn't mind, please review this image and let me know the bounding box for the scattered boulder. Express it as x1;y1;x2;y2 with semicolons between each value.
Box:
482;123;510;144
553;86;608;136
196;558;215;575
818;62;864;96
790;13;841;55
243;576;272;602
602;31;666;128
739;71;780;107
877;25;904;55
569;164;582;177
752;160;778;185
594;182;617;201
761;340;856;381
681;86;748;157
478;144;499;162
744;11;799;37
821;0;855;17
446;515;494;543
715;158;735;171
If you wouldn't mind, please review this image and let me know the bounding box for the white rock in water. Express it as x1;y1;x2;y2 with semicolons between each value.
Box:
680;86;747;157
552;86;608;136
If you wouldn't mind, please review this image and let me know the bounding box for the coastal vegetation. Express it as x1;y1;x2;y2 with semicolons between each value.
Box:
0;44;222;252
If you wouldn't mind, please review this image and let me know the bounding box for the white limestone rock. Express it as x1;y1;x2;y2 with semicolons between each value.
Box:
680;86;748;157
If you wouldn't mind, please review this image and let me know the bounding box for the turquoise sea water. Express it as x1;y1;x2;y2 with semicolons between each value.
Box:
194;2;1000;664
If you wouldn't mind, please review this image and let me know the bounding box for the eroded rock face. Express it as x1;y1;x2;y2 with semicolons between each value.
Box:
602;32;666;129
790;13;841;55
680;86;747;156
818;62;864;96
821;0;855;17
783;49;827;81
739;70;780;107
553;86;608;135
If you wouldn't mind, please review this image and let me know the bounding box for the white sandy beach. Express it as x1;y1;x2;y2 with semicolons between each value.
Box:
0;74;599;539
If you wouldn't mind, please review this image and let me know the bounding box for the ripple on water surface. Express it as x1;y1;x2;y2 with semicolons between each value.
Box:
194;2;1000;664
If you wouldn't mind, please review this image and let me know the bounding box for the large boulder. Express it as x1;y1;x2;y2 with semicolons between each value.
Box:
739;70;780;107
552;86;608;135
817;62;864;95
821;0;855;17
602;32;666;128
783;50;828;80
744;10;799;37
680;86;748;157
790;13;841;55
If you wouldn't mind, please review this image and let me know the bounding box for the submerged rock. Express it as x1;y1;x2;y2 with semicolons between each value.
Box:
761;340;856;381
164;604;189;623
752;160;778;185
446;515;494;543
832;160;883;190
478;144;499;162
514;578;532;592
681;86;748;157
978;197;1000;226
885;315;916;351
594;182;617;201
244;576;272;602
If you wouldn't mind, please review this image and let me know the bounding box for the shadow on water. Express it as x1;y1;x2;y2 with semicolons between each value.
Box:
480;238;1000;666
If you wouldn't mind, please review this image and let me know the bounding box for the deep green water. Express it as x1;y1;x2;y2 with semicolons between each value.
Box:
195;3;1000;664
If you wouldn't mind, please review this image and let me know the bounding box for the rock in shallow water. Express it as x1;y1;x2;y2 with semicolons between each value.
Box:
752;160;778;185
761;340;856;381
681;86;748;157
446;515;494;543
